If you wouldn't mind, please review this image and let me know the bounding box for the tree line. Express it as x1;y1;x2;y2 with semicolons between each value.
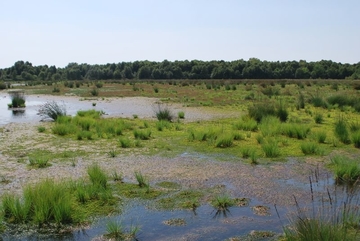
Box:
0;59;359;81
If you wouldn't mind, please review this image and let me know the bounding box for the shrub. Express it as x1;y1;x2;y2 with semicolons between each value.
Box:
87;164;107;189
330;155;360;184
52;86;60;93
153;103;174;121
334;117;350;144
38;101;67;121
262;139;280;158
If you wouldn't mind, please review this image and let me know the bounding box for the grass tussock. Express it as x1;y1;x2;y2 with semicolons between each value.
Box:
300;142;324;155
334;117;350;144
330;155;360;184
261;139;280;158
87;164;108;189
133;129;152;140
38;101;67;121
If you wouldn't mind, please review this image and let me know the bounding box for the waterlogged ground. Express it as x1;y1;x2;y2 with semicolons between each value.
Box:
0;94;350;240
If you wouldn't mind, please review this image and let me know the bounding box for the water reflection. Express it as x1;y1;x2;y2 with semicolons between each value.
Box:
12;109;25;116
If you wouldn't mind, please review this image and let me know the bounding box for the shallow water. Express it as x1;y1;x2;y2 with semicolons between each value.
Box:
4;199;286;240
0;94;159;126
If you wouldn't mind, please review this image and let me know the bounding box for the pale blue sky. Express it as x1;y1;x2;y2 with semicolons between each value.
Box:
1;0;359;68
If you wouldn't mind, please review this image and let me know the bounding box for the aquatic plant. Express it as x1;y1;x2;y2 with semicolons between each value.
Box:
211;195;234;210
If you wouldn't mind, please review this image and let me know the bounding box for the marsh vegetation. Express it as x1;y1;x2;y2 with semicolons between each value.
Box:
1;78;360;239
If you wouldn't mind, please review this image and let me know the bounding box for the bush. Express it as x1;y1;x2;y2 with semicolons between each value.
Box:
52;86;60;93
0;81;7;90
334;117;350;144
37;126;46;133
153;103;174;122
38;101;67;121
90;88;99;96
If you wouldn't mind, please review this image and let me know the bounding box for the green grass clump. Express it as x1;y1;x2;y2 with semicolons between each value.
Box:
154;103;174;121
300;142;323;155
2;180;72;225
156;120;171;131
262;139;280;158
334;117;350;144
330;155;360;184
259;116;281;137
215;134;233;148
37;126;46;133
234;116;258;132
352;131;360;148
177;111;185;119
87;164;108;189
28;156;50;168
211;195;234;210
314;113;324;124
282;123;310;139
248;103;276;123
133;129;151;140
119;137;132;148
52;124;73;136
314;130;327;143
134;171;149;188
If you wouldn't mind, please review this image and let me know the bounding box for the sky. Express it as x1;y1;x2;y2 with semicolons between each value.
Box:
1;0;359;68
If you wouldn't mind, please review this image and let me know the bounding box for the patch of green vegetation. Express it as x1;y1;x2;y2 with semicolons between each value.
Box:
156;181;181;190
115;183;163;199
329;155;360;184
155;189;204;210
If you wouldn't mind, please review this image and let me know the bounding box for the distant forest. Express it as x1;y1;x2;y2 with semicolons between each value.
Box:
0;59;359;81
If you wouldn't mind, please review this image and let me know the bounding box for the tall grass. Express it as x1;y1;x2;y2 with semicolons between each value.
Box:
282;123;310;139
314;130;327;143
259;116;281;137
215;134;233;148
330;155;360;184
352;131;360;148
9;91;26;108
300;142;324;155
233;116;258;132
38;101;66;121
134;171;149;188
87;164;108;189
261;139;280;158
248;103;276;122
133;129;151;140
334;117;350;144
